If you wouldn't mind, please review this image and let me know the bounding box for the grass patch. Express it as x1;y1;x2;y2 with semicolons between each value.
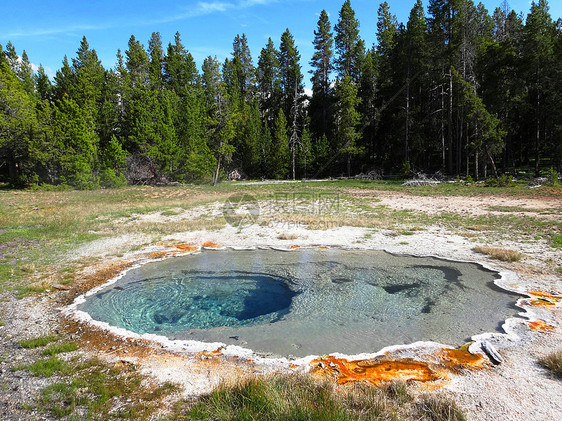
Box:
19;334;59;349
538;349;562;378
473;246;524;262
37;358;179;419
42;342;79;356
160;209;181;216
14;356;72;377
551;233;562;248
183;375;465;421
399;230;415;236
16;284;48;298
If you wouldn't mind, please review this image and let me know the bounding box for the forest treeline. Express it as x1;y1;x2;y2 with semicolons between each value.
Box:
1;0;561;188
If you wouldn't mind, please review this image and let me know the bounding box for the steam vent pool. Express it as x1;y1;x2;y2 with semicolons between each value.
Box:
78;249;522;357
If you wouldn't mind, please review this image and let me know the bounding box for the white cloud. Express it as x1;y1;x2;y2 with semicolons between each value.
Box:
2;0;278;39
196;1;234;14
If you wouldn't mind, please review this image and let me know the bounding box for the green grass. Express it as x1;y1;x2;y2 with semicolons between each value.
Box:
35;358;179;419
14;356;72;377
160;209;181;216
552;233;562;248
184;375;465;421
19;335;59;349
42;342;79;356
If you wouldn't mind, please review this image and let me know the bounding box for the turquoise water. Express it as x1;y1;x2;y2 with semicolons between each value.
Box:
79;249;522;357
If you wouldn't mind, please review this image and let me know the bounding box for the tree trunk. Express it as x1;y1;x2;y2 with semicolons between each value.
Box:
405;79;410;163
8;159;18;181
447;70;453;174
475;150;479;180
213;155;222;186
485;145;498;178
535;103;540;177
441;84;446;171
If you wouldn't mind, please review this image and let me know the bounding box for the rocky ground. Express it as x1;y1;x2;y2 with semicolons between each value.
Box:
0;188;560;420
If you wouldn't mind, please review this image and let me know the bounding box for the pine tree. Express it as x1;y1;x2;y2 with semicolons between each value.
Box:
53;56;73;100
18;51;35;96
453;67;505;177
256;38;281;128
269;109;289;179
232;34;255;100
334;74;362;176
148;32;165;90
522;0;556;175
334;0;363;80
202;56;235;185
403;0;431;168
0;59;40;184
35;65;53;102
52;95;99;188
374;2;400;169
357;48;377;164
164;32;199;94
310;10;335;144
125;35;150;88
278;29;304;124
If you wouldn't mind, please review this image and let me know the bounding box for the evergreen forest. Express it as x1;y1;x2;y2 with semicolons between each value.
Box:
1;0;561;188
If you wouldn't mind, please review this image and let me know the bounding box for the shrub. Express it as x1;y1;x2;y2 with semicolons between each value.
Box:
538;349;562;378
485;174;513;187
545;168;560;186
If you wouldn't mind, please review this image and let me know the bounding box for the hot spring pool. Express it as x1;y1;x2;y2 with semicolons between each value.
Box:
77;249;522;357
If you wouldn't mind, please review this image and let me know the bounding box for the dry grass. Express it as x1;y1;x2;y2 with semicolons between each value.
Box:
415;393;467;421
277;233;299;240
538;349;562;378
473;246;524;262
457;231;479;238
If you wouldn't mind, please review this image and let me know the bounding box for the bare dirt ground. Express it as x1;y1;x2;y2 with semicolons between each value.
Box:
1;188;561;420
374;190;562;220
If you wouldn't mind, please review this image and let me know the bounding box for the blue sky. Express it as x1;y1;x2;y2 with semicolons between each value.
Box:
2;0;560;87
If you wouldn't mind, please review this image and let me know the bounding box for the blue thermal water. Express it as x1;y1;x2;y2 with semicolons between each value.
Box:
78;249;522;357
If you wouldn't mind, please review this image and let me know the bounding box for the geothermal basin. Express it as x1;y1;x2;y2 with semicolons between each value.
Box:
77;249;522;358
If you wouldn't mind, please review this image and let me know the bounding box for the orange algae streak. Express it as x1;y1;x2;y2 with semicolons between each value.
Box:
196;347;224;358
310;356;440;385
174;244;198;252
290;245;300;249
202;241;222;248
528;320;556;332
528;291;561;302
529;299;556;307
438;348;488;370
150;243;198;258
150;250;171;258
